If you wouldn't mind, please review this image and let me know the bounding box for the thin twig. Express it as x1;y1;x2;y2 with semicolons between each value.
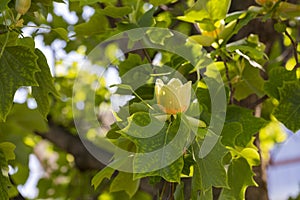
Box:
284;30;299;69
160;181;168;200
250;95;268;109
0;31;9;58
143;48;152;63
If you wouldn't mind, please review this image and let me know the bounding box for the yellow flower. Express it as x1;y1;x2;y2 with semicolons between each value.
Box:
155;78;192;115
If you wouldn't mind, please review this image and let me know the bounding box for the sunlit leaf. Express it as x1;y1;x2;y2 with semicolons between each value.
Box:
219;157;257;199
92;167;115;189
177;0;231;24
110;172;140;198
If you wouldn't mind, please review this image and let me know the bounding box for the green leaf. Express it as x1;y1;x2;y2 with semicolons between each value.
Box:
32;49;59;118
177;0;231;24
100;6;132;18
52;28;69;41
264;67;297;100
222;10;258;44
119;114;189;182
91;167;115;189
192;138;228;191
16;37;35;50
118;53;147;76
219;157;257;200
138;7;156;27
110;172;140;198
273;81;300;132
226;106;267;147
3;104;48;133
226;35;266;60
74;12;108;36
0;142;15;161
221;122;243;148
0;46;39;122
233;62;265;100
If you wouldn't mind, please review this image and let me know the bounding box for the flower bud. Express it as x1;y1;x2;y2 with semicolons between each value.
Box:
15;0;31;15
155;78;191;115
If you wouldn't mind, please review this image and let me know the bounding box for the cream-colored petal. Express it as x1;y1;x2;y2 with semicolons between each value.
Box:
178;81;192;111
167;78;183;90
155;79;164;97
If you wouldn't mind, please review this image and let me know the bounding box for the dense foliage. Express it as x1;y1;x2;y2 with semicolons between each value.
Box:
0;0;299;199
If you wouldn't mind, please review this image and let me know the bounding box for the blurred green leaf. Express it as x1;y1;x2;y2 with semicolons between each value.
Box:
74;12;108;36
174;182;184;200
0;0;9;12
100;6;132;18
0;142;15;161
0;150;9;200
278;2;300;18
52;28;69;41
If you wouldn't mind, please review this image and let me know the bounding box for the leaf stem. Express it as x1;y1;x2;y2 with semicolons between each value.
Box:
131;89;155;111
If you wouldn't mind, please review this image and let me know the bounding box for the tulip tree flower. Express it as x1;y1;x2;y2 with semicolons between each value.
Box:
155;78;192;115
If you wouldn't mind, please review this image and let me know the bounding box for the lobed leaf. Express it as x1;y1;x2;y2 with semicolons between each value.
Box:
219;157;257;199
0;46;39;122
273;81;300;132
192;138;228;192
264;67;297;100
110;172;140;198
